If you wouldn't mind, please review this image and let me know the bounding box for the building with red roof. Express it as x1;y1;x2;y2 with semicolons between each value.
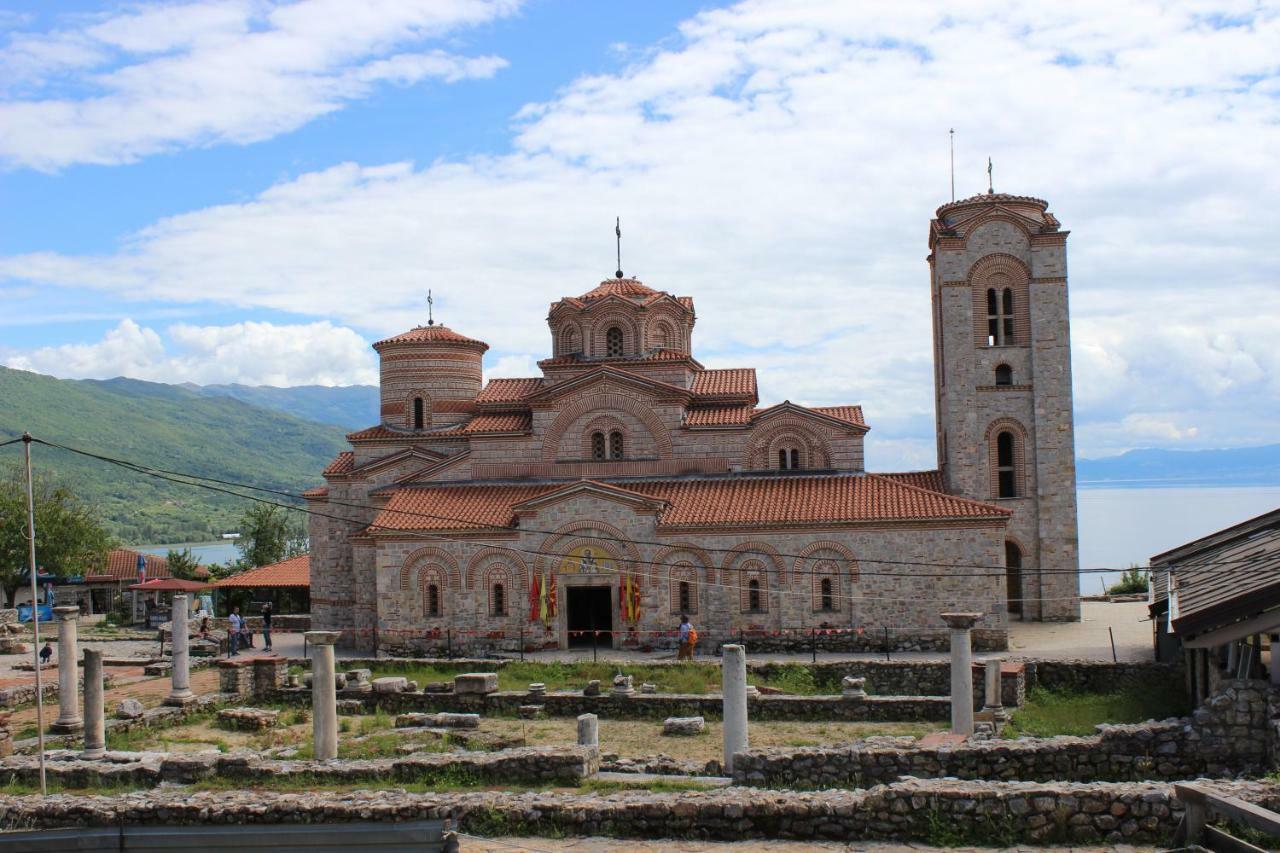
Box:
214;554;310;614
308;193;1079;653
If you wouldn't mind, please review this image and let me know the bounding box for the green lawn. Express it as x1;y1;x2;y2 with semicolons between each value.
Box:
1005;685;1190;737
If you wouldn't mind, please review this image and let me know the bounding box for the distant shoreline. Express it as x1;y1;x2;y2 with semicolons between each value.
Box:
1078;480;1280;489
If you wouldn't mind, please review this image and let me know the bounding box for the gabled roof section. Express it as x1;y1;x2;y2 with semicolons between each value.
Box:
809;406;867;429
549;277;695;316
690;368;756;401
393;450;472;484
323;451;355;477
752;401;869;433
475;377;543;405
539;350;701;369
525;365;692;405
878;470;946;493
215;554;310;589
685;406;754;426
512;479;667;515
579;278;659;301
372;324;489;352
345;446;448;479
460;412;533;434
347;424;469;442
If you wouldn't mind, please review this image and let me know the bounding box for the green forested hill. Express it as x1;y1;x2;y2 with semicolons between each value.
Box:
0;366;348;545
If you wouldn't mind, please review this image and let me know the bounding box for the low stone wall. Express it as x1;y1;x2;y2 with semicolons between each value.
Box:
219;658;286;698
1024;660;1182;696
4;779;1277;844
0;745;597;789
713;629;1008;654
272;686;952;723
733;679;1274;787
751;660;1025;709
13;693;231;753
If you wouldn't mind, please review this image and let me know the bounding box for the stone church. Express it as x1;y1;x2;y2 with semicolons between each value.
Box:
306;191;1080;653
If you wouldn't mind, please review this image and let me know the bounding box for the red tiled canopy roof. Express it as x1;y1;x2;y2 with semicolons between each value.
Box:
91;548;170;582
368;473;1007;534
808;406;866;427
460;412;532;434
690;368;757;399
879;470;946;493
578;278;660;301
475;377;543;404
372;325;489;352
323;451;355;476
685;406;754;426
215;554;310;589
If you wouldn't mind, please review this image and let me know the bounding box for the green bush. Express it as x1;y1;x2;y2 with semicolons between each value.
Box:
1108;565;1149;595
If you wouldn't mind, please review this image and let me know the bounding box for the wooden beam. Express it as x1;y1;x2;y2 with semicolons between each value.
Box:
1176;783;1280;840
1184;609;1280;649
1205;825;1268;853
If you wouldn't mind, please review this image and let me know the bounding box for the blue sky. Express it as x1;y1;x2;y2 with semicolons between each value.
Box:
1;0;1278;470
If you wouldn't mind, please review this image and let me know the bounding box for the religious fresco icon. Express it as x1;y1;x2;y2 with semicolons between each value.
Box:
557;546;617;575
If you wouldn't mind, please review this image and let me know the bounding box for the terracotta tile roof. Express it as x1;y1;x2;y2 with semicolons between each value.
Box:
539;350;694;368
97;549;170;582
936;193;1049;218
372;324;488;352
369;473;1008;534
577;278;659;301
810;405;867;427
475;377;543;403
323;451;354;476
879;470;946;493
691;368;757;398
301;486;330;499
686;406;754;426
347;424;466;441
460;412;532;434
214;554;310;589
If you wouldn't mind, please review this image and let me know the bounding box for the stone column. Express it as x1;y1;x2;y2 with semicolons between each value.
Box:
982;658;1007;722
81;649;105;759
306;630;340;760
722;644;748;773
576;713;598;747
51;606;83;734
164;594;196;707
941;613;982;736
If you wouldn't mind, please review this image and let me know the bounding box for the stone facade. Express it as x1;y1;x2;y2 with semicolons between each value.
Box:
310;194;1081;653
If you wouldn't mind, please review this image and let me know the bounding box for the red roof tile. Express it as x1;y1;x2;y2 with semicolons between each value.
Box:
686;406;754;426
301;486;330;499
809;405;867;427
460;412;532;434
475;377;543;404
539;350;694;368
879;470;946;493
691;368;756;398
577;278;659;301
323;451;354;476
369;473;1008;534
372;325;489;352
214;554;310;589
346;425;406;441
97;549;170;581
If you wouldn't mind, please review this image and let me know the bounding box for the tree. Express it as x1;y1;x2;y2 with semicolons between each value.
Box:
0;464;113;606
165;547;203;580
1108;564;1150;595
233;503;306;570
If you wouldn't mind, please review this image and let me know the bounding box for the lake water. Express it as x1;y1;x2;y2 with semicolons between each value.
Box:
138;486;1280;594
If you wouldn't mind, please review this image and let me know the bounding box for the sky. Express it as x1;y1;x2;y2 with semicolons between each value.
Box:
0;0;1277;471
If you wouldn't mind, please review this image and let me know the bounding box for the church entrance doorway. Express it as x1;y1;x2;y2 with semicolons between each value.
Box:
567;586;613;647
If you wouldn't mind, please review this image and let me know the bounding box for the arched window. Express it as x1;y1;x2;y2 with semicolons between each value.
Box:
778;447;801;470
560;326;579;355
986;287;1015;345
413;397;425;430
995;364;1013;386
678;581;692;614
1005;541;1023;616
820;577;834;611
747;579;762;613
609;430;624;460
492;583;505;617
591;431;606;460
996;431;1017;497
606;326;624;357
426;583;441;617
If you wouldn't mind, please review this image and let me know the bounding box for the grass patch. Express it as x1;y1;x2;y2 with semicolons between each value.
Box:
1006;685;1190;737
579;777;717;794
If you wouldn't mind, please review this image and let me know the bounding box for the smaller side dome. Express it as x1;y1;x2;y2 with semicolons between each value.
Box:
373;324;488;430
372;324;489;353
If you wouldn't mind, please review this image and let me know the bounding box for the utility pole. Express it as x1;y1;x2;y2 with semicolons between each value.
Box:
23;433;47;794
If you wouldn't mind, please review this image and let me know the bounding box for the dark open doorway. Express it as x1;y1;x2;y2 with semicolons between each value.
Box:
1005;540;1023;617
567;586;613;647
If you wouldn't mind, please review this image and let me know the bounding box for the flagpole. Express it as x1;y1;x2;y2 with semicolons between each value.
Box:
23;433;47;795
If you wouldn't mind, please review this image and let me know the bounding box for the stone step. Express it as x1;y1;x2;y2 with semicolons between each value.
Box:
593;770;733;788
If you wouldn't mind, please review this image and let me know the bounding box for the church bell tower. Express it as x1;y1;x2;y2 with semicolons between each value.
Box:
929;191;1080;621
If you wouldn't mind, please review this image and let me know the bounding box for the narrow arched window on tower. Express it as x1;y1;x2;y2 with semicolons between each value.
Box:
609;430;624;460
820;577;834;611
747;579;762;613
987;287;1015;346
996;431;1017;498
995;364;1013;386
413;397;424;430
492;583;505;617
591;431;606;460
790;448;800;470
427;584;441;617
606;326;624;357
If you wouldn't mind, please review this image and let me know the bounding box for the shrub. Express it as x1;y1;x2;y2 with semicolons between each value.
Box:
1108;566;1149;595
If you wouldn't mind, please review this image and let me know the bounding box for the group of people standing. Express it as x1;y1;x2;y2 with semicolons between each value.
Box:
226;602;273;656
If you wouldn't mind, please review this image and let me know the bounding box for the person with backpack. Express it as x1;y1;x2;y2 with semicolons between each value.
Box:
677;614;697;661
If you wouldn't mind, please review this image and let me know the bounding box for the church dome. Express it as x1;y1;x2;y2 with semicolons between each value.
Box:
577;277;660;302
372;324;489;353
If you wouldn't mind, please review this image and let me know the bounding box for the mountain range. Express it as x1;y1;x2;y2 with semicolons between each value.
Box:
3;365;1275;544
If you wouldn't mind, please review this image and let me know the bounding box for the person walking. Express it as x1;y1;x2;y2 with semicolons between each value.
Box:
228;606;242;656
261;602;273;651
39;640;53;668
677;614;697;661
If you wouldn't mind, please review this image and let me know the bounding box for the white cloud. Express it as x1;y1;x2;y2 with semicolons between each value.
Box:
0;0;518;170
5;319;377;386
2;0;1279;462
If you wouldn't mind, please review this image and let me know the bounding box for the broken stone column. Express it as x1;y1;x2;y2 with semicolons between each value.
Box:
51;606;83;734
982;658;1008;722
306;630;340;760
577;713;598;747
722;644;748;773
164;594;195;707
81;648;105;759
941;612;982;736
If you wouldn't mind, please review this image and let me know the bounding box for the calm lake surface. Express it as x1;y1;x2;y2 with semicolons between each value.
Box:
138;486;1280;594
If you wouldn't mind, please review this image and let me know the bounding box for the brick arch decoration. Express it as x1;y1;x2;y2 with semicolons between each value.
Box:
464;547;529;592
745;418;833;470
555;321;582;356
651;543;716;584
404;388;433;429
418;564;448;618
580;414;628;459
480;563;516;618
534;519;641;576
793;541;859;584
721;541;787;585
668;562;699;614
399;546;461;592
541;393;674;462
643;309;686;351
738;558;770;613
810;559;842;613
967;253;1031;348
983;416;1029;499
588;311;640;357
